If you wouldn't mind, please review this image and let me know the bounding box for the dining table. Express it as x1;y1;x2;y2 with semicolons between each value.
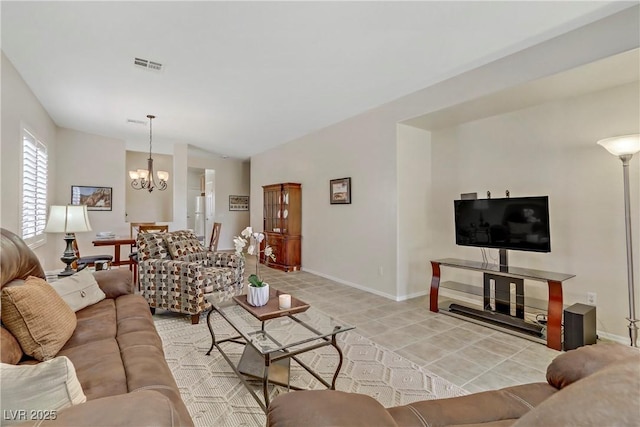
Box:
91;237;136;267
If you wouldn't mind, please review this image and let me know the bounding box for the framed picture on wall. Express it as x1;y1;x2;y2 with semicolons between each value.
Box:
330;177;351;204
229;195;249;211
70;186;112;211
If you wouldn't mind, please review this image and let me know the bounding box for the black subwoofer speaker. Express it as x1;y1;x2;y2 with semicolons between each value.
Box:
563;303;596;350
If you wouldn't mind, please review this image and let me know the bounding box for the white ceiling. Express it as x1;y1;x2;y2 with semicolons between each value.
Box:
1;1;634;159
403;48;640;131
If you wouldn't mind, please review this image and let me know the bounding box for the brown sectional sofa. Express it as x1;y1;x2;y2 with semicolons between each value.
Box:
268;341;640;427
0;228;193;426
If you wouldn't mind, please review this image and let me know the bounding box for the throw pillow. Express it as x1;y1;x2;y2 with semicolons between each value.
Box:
1;276;77;361
164;231;205;260
50;268;106;312
136;232;170;262
0;356;86;425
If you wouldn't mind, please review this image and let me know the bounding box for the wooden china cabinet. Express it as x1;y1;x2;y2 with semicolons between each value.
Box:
260;183;301;272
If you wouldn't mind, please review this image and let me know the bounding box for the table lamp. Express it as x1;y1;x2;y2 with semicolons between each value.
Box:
44;205;93;277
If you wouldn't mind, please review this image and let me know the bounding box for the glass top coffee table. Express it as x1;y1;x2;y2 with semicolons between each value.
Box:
205;289;354;412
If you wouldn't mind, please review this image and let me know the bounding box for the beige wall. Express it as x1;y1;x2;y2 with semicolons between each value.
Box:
54;128;128;267
1;52;59;265
250;9;639;342
429;82;639;341
125;150;174;223
397;124;432;299
251;111;399;298
187;147;250;251
1;52;250;268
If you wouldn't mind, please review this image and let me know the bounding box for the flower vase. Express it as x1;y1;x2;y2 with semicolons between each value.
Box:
247;283;269;307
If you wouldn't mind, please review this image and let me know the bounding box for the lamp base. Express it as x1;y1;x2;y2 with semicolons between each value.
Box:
628;318;638;347
58;233;78;278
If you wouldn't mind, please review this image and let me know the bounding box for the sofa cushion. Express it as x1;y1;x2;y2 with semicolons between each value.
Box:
1;276;77;361
92;268;133;299
0;356;86;425
36;390;191;427
1;327;23;364
546;342;639;389
515;358;640;427
51;268;106;312
58;337;128;400
164;230;204;260
60;299;117;351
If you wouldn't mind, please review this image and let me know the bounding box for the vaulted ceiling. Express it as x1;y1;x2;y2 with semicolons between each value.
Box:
2;1;633;159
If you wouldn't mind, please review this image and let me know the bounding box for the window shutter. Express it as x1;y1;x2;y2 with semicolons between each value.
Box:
21;129;48;247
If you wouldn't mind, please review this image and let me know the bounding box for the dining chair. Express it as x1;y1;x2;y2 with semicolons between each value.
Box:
139;224;169;234
208;222;222;252
71;234;113;270
130;223;168;290
130;222;157;238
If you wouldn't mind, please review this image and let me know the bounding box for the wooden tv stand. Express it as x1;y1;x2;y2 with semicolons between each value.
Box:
430;258;575;350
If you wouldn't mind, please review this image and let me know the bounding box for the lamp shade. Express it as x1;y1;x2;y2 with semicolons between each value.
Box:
597;134;640;156
44;205;93;233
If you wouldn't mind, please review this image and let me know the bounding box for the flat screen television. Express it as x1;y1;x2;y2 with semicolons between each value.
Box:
454;196;551;253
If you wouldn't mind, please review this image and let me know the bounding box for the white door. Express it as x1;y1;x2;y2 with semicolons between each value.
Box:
204;169;216;245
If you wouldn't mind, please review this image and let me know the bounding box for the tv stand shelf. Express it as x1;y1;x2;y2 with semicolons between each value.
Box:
430;258;575;350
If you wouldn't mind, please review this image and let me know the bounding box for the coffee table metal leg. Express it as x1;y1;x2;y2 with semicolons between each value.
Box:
330;334;344;390
263;353;271;408
206;308;216;356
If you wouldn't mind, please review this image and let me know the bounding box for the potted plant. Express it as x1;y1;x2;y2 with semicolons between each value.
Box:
234;227;275;307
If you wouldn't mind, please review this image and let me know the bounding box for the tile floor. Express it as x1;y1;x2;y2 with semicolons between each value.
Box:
254;259;562;394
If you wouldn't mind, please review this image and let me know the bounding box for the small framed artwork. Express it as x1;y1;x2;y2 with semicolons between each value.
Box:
70;186;112;211
229;195;249;211
330;177;351;205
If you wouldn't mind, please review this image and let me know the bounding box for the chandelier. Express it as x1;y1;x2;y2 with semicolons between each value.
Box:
128;115;169;192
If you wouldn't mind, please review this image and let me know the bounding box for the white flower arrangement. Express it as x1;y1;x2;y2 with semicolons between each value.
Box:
234;226;275;287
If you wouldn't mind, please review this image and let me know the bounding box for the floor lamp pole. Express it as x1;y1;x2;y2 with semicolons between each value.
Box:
620;154;638;347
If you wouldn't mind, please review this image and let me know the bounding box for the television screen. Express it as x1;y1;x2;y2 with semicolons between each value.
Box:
454;196;551;252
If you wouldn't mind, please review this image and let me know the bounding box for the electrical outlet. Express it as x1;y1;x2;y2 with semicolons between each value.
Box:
587;292;597;305
378;266;384;276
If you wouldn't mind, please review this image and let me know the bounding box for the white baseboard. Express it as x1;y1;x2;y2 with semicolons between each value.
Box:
301;267;400;301
596;330;629;345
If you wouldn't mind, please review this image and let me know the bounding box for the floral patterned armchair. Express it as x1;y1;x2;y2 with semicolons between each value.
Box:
137;230;245;324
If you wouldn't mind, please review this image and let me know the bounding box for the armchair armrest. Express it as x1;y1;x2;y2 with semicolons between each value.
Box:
208;252;244;269
92;269;133;299
207;252;245;287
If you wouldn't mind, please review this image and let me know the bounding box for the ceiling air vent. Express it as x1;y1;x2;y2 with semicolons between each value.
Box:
134;57;163;72
126;118;147;126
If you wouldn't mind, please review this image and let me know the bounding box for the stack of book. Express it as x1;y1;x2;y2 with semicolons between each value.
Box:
95;231;116;240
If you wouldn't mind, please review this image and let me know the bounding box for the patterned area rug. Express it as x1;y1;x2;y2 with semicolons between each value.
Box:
154;310;467;427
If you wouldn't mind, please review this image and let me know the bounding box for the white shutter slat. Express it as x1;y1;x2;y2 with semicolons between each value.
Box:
21;129;48;247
